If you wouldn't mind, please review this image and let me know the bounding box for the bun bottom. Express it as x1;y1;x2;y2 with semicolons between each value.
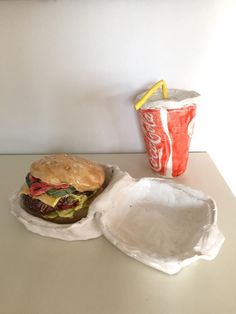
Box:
20;196;89;224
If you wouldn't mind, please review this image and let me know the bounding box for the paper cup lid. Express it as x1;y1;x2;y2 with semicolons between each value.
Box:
137;88;200;110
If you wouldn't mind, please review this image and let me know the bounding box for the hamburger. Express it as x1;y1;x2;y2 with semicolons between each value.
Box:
19;154;105;224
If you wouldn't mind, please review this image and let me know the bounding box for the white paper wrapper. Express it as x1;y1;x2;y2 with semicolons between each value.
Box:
10;164;224;274
93;174;225;275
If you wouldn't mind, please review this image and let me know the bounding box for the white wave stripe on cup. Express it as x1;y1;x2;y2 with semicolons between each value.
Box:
160;109;173;177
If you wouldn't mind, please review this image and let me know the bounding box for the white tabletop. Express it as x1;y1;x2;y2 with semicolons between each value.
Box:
1;153;235;314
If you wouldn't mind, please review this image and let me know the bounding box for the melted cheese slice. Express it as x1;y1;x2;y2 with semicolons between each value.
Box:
20;185;62;208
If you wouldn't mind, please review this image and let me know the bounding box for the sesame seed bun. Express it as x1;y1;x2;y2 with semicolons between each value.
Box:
30;154;105;192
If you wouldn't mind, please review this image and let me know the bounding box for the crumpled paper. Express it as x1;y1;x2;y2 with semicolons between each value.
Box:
10;165;225;274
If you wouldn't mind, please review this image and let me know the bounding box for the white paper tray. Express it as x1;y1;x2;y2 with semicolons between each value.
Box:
10;165;224;274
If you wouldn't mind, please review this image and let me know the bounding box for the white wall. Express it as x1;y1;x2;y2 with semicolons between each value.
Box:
0;0;235;195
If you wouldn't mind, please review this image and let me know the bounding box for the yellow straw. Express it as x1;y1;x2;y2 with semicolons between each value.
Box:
135;80;169;110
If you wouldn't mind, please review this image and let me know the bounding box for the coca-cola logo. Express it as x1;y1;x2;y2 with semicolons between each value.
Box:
140;112;162;171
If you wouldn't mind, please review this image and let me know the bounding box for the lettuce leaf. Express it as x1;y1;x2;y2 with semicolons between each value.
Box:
46;187;76;197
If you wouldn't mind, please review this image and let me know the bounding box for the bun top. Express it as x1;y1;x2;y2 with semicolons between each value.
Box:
30;154;105;192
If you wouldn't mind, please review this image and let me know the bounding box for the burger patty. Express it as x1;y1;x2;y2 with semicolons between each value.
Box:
20;194;78;215
20;194;90;224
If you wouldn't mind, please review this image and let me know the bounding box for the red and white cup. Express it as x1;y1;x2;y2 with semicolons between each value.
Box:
137;89;200;177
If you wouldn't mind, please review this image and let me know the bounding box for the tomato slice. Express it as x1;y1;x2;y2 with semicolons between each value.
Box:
29;176;71;197
30;182;51;196
29;175;40;183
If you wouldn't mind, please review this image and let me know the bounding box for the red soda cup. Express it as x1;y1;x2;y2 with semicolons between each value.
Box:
136;81;199;178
